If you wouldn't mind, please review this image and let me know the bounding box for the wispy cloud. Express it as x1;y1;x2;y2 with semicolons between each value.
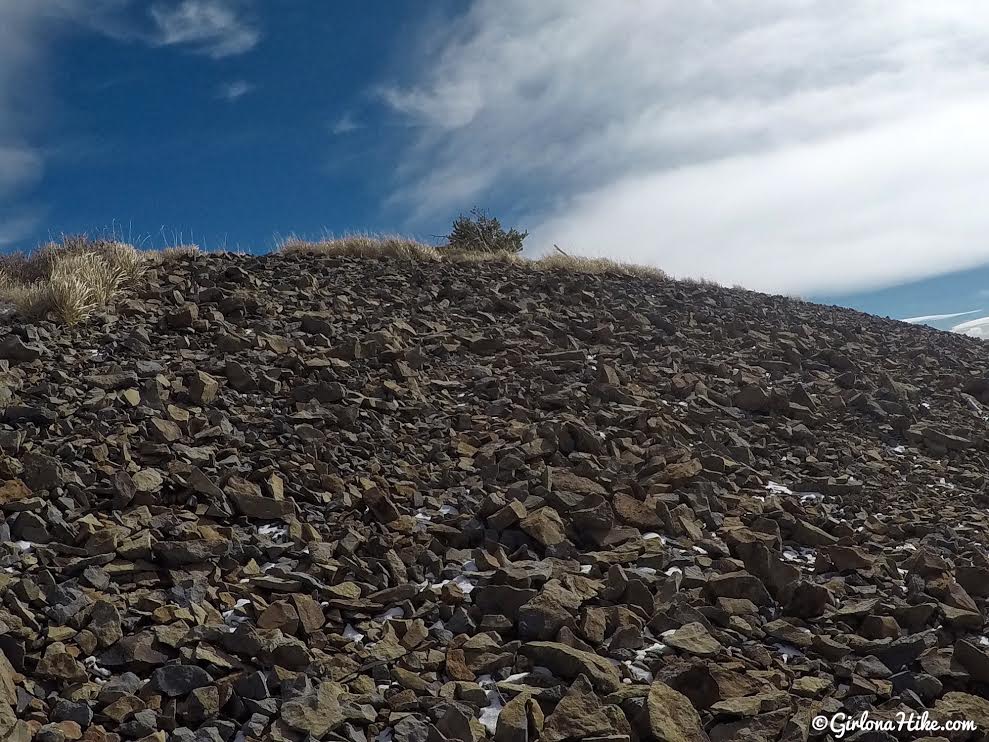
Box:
902;309;982;324
331;113;360;135
0;147;43;199
384;1;989;294
0;5;70;244
150;0;259;58
0;0;261;246
218;79;253;101
952;314;989;338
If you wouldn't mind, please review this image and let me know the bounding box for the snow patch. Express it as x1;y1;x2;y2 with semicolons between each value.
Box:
478;685;504;734
766;481;792;495
431;574;477;594
773;643;804;662
84;656;111;680
625;661;654;683
257;524;287;541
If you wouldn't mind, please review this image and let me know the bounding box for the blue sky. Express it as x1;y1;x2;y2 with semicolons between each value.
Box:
5;2;460;250
6;1;989;332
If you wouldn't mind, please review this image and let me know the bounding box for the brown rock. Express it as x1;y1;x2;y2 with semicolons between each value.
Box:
953;638;989;684
291;594;325;635
734;384;770;412
641;681;710;742
258;601;300;634
934;691;989;729
36;649;87;683
665;622;722;656
188;370;219;404
707;572;772;606
520;507;567;547
226;475;290;519
495;692;544;742
542;676;631;742
280;681;346;737
519;642;622;693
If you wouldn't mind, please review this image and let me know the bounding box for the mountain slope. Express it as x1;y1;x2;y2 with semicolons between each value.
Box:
1;250;988;741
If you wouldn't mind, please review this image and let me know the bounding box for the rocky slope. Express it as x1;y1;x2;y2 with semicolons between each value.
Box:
0;250;988;741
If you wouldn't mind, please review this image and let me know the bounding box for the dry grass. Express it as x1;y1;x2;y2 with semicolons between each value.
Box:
443;249;525;266
0;237;146;324
533;252;668;280
148;244;202;264
279;235;669;280
280;234;442;262
678;275;724;288
0;277;49;318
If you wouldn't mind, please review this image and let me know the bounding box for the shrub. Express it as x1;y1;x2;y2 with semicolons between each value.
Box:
0;236;145;324
447;208;527;254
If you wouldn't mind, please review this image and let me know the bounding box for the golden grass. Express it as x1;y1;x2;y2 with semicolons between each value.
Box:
279;235;669;280
147;244;202;264
280;234;442;262
533;252;668;279
443;249;525;266
0;276;50;318
0;238;146;324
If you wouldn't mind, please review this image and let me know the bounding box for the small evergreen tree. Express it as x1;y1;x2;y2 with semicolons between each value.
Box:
447;208;527;254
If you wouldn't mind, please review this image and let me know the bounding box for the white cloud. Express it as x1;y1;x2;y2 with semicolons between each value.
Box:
331;113;360;135
150;0;259;58
952;315;989;338
0;5;70;244
218;79;253;101
902;309;982;324
384;1;989;294
0;147;43;198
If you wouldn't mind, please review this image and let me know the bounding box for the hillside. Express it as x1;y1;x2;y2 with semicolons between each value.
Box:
0;249;988;741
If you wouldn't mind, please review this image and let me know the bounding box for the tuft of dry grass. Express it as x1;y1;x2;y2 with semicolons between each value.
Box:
48;261;102;326
0;274;50;319
678;275;723;288
280;234;442;262
280;234;531;265
534;251;668;280
147;244;202;265
99;241;145;284
0;237;147;324
443;249;525;266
